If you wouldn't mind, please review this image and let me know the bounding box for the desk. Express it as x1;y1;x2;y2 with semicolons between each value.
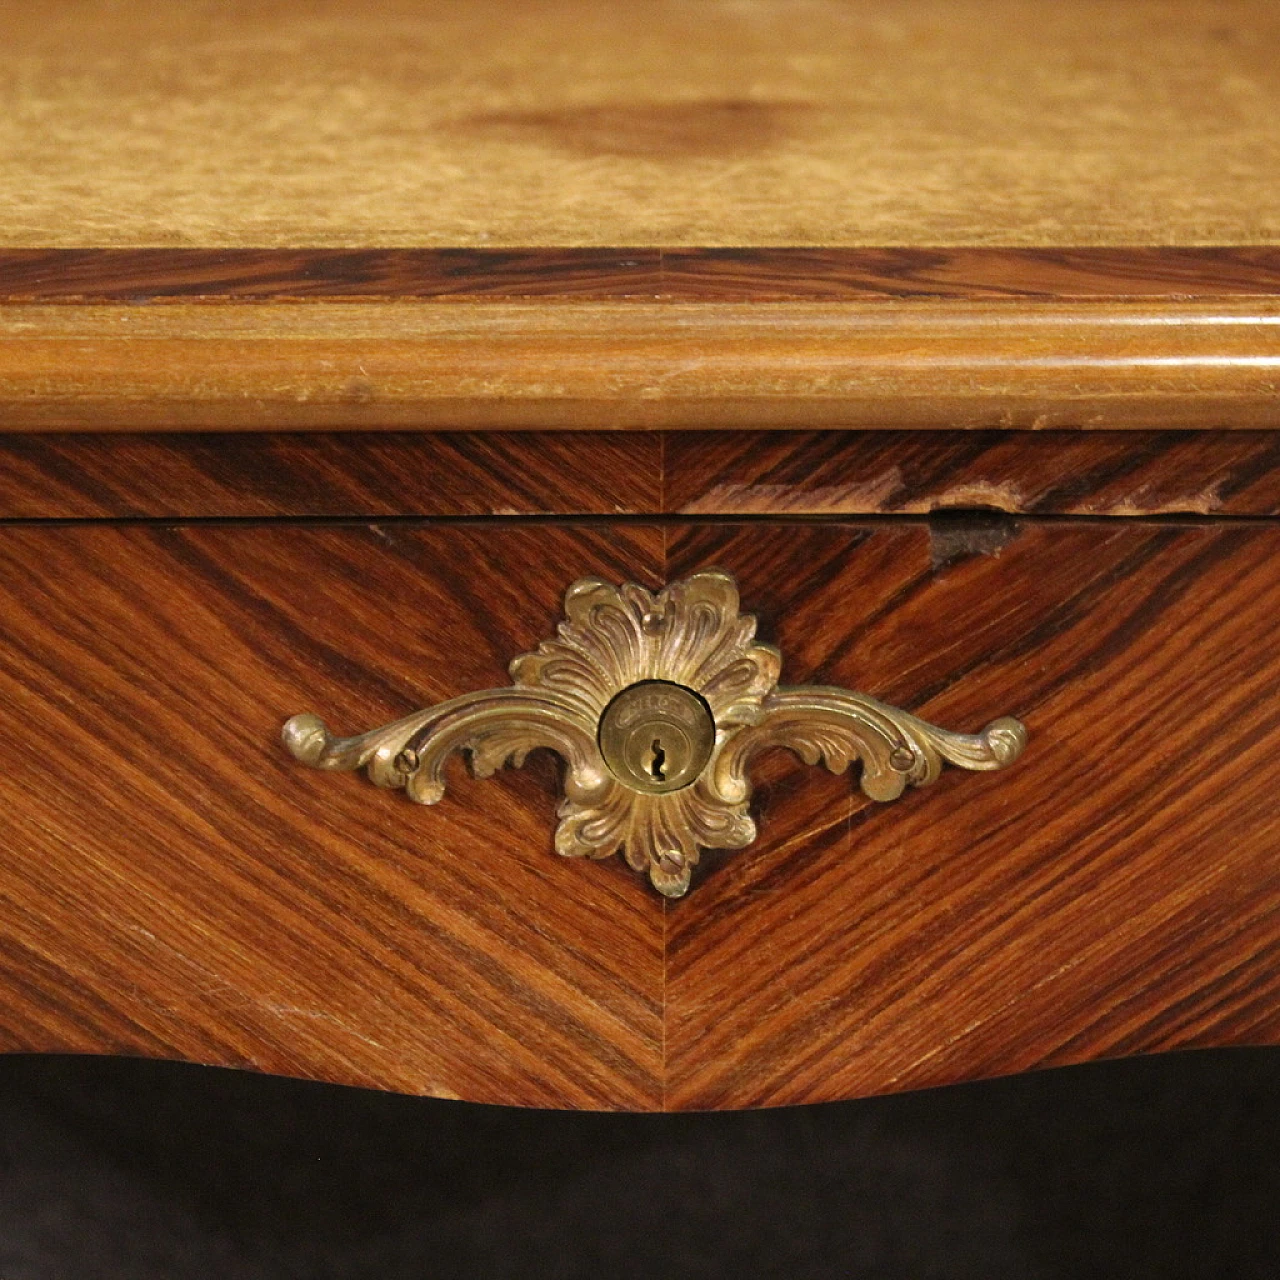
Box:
0;0;1278;1111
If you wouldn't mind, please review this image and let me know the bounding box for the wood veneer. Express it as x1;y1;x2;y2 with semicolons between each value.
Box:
664;521;1280;1107
0;433;661;520
5;431;1280;520
668;431;1280;518
4;249;1280;302
0;523;665;1110
1;518;1277;1108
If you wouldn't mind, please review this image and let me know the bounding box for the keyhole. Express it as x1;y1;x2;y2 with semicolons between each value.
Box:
649;738;666;782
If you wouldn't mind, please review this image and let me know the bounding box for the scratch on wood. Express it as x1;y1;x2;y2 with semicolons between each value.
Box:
679;469;903;514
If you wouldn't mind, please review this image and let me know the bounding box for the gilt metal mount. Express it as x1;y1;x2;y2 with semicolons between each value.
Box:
282;570;1026;897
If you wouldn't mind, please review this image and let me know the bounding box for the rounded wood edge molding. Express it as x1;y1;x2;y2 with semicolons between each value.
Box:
0;296;1277;431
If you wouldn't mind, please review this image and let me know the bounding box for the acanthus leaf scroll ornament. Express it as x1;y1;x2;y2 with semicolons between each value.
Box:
282;570;1026;897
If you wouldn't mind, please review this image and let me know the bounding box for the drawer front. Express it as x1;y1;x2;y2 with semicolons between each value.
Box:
0;519;1276;1110
0;523;666;1111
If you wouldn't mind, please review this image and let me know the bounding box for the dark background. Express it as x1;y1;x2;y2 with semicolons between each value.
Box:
0;1047;1276;1278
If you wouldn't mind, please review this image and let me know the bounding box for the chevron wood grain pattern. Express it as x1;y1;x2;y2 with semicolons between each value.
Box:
0;432;660;519
1;517;1279;1109
6;431;1280;520
0;522;665;1109
663;521;1280;1108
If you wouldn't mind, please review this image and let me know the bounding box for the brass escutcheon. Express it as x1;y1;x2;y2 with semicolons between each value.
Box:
282;569;1027;897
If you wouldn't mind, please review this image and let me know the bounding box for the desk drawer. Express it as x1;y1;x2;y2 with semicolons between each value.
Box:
0;519;1276;1110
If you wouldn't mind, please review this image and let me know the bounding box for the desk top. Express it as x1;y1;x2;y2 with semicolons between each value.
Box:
2;0;1278;433
3;0;1279;250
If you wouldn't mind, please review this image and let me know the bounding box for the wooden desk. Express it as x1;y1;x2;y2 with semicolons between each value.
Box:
0;0;1278;1111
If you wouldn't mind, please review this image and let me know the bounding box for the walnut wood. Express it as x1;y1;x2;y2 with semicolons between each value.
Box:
665;521;1280;1108
2;299;1278;432
5;249;1280;302
4;0;1279;249
1;518;1278;1109
0;433;659;519
0;523;665;1110
6;431;1280;520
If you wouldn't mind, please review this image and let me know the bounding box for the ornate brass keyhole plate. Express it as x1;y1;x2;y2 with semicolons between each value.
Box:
283;570;1026;897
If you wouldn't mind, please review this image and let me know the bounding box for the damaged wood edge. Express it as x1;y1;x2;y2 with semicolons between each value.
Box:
4;430;1280;520
924;510;1024;570
0;300;1277;431
666;431;1280;519
676;477;1250;519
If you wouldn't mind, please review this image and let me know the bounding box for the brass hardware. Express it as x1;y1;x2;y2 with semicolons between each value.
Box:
282;570;1026;898
598;681;715;795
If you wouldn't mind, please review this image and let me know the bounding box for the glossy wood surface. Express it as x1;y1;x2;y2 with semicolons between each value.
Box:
3;0;1278;248
5;431;1280;519
0;433;661;519
665;521;1280;1106
0;518;1278;1108
0;524;666;1110
6;249;1280;302
668;431;1280;518
4;251;1278;435
3;298;1278;432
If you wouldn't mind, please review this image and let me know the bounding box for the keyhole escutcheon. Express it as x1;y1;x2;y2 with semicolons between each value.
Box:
597;680;716;794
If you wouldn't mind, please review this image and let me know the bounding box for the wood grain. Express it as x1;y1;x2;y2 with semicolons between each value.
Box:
3;0;1279;249
664;521;1280;1108
2;299;1278;432
0;523;665;1109
0;433;659;519
1;517;1279;1108
5;431;1280;519
5;249;1280;302
669;431;1280;517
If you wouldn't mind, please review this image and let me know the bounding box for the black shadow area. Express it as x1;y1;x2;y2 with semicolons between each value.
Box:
0;1048;1277;1279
